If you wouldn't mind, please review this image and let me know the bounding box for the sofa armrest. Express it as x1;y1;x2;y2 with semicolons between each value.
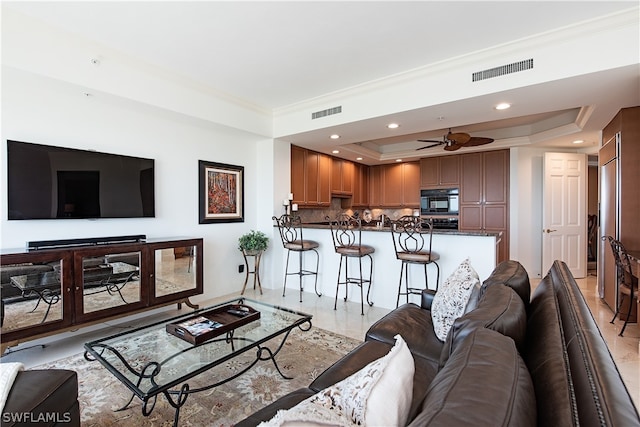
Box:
421;289;436;310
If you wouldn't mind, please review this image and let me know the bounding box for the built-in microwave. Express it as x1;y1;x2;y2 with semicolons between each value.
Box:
420;188;459;216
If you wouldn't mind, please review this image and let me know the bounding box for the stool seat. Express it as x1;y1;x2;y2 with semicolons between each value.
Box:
284;240;319;251
397;250;440;263
336;244;375;257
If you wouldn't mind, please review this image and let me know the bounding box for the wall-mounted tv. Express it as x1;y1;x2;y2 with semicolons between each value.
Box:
7;140;155;220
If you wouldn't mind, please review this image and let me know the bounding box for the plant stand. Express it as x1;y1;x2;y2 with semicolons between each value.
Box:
240;250;263;295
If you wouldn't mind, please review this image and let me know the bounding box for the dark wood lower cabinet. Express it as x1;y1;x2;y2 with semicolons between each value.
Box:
0;237;203;347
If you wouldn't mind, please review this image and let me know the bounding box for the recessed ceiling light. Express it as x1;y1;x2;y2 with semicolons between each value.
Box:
356;157;363;161
396;159;402;162
495;103;511;110
330;134;340;139
332;150;340;154
387;123;399;129
572;140;584;144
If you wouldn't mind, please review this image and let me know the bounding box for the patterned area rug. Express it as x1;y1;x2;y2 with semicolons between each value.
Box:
35;327;361;426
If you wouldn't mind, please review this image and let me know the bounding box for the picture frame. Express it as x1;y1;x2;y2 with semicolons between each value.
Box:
198;160;244;224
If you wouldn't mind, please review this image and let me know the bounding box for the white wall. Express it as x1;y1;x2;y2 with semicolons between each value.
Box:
1;67;274;302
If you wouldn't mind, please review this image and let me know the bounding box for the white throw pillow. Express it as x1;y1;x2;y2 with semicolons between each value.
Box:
431;258;480;341
259;334;414;427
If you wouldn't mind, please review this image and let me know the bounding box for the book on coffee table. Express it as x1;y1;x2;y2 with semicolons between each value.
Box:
177;316;223;336
166;303;260;345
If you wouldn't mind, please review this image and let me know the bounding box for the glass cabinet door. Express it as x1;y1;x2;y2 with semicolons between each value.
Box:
150;239;203;304
0;251;72;341
74;246;147;322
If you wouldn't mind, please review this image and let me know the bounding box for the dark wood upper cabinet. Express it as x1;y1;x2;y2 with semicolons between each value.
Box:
290;146;331;207
420;156;460;188
331;158;354;196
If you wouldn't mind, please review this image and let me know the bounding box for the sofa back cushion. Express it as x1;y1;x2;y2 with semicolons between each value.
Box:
539;261;640;427
408;328;536;427
480;260;531;309
439;284;527;366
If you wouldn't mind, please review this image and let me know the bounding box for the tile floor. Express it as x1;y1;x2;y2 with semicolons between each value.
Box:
2;272;638;408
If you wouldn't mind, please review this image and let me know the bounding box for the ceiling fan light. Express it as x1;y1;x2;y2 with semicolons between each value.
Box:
495;103;511;110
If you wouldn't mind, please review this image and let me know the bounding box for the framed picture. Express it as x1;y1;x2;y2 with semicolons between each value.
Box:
199;160;244;224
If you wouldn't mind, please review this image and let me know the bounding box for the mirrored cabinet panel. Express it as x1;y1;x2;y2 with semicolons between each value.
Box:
81;251;142;314
154;246;197;297
149;239;203;305
1;250;72;341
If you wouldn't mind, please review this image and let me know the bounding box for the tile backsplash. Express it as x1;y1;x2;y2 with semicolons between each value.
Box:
292;198;416;225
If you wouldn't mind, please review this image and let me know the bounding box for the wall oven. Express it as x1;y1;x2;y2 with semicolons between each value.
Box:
420;188;459;216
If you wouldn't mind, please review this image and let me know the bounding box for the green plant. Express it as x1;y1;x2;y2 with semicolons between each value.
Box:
238;230;269;252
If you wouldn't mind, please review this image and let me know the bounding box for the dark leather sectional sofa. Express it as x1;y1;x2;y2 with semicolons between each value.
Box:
2;369;79;427
237;260;640;426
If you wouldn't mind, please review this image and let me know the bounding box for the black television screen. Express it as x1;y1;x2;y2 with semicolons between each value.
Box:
7;140;155;220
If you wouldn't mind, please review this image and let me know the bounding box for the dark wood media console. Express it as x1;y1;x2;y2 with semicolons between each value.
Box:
0;236;203;352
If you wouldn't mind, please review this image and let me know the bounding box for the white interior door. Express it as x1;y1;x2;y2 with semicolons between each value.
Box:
542;152;587;278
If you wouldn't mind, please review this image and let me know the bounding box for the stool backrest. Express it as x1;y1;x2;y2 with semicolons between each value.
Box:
391;216;435;260
272;214;304;246
326;213;363;251
606;236;636;289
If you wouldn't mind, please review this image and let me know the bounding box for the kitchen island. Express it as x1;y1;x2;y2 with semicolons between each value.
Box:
271;222;501;311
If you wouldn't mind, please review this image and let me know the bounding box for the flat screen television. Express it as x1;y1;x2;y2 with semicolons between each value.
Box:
7;140;155;220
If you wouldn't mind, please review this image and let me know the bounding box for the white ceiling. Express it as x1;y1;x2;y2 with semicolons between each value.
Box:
4;1;640;162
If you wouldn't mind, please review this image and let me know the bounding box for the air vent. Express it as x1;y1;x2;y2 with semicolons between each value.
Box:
472;58;534;82
312;106;342;120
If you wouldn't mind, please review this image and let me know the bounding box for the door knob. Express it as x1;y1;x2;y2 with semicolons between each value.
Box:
543;229;558;233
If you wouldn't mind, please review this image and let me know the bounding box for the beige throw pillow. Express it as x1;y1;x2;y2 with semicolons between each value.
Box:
259;334;414;427
431;258;480;341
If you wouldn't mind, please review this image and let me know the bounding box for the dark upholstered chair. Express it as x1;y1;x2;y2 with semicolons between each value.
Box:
326;214;374;315
390;216;440;308
273;214;321;302
606;236;638;336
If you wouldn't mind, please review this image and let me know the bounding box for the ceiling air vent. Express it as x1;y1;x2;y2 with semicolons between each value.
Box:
312;106;342;120
472;58;534;82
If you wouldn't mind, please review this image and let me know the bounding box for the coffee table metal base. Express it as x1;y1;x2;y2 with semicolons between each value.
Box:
84;303;312;427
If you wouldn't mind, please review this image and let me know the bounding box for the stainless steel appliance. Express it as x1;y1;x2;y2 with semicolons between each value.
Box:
420;188;459;216
426;217;459;230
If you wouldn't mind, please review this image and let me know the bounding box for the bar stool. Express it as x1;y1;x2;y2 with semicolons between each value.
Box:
390;216;440;308
272;214;321;302
605;236;638;336
327;214;374;315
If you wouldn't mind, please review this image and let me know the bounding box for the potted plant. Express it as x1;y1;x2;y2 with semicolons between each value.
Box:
238;230;269;255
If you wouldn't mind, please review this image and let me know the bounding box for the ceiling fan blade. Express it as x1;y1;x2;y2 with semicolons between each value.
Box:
447;132;471;145
416;142;443;150
464;137;494;147
417;139;442;143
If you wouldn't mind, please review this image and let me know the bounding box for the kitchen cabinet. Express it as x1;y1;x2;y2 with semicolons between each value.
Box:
420;156;460;188
331;158;354;196
598;106;640;313
369;161;420;208
351;163;369;208
1;237;203;347
459;150;509;262
290;145;331;207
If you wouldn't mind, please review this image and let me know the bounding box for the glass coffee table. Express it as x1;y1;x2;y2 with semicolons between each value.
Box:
84;297;312;426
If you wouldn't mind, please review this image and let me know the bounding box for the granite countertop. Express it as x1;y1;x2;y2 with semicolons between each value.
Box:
300;222;502;238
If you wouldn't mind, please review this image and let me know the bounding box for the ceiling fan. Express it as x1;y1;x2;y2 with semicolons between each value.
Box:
416;128;494;152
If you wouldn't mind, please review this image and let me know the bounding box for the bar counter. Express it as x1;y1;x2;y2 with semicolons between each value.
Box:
270;222;501;311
